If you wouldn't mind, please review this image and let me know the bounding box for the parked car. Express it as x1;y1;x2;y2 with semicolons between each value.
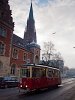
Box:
0;76;19;88
0;77;5;88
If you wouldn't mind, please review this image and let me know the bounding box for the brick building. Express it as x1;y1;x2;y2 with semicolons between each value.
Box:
0;0;40;77
0;0;14;76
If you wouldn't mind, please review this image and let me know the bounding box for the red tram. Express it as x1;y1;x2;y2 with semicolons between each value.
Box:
19;64;61;92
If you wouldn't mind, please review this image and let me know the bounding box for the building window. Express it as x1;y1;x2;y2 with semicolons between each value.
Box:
0;27;7;37
12;48;18;59
0;61;3;69
23;53;27;61
0;42;5;55
36;50;38;54
11;64;16;75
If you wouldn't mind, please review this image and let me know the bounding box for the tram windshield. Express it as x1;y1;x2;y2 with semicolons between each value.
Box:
20;68;30;77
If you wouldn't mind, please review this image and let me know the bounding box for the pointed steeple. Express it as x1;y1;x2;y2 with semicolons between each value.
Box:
24;1;37;45
29;1;34;20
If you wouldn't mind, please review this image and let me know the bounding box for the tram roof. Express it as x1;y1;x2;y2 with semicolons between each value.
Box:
22;64;59;71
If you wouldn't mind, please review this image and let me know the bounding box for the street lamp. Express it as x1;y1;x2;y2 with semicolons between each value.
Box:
52;32;56;34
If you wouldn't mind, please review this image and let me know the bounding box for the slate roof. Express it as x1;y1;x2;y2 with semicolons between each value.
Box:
12;34;40;51
12;34;24;49
26;41;40;49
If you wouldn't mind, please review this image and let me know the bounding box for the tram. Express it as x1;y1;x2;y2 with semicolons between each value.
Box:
19;64;61;92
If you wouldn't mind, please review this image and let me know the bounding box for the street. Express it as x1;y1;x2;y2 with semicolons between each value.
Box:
0;78;75;100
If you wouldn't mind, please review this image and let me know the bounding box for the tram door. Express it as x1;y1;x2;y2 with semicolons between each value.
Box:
40;68;47;88
32;67;47;89
32;67;41;89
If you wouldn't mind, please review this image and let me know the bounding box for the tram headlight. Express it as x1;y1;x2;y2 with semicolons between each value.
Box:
20;85;22;87
26;85;28;88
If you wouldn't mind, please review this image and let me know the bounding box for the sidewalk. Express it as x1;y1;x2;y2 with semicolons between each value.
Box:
61;78;75;84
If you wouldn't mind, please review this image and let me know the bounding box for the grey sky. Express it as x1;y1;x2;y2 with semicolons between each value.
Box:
9;0;75;68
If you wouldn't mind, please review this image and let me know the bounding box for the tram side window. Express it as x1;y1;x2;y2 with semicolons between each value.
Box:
57;71;59;77
32;67;46;77
52;70;55;77
58;71;61;78
40;68;46;77
54;70;58;77
47;69;52;77
52;70;58;77
54;70;60;78
32;68;41;77
21;68;30;77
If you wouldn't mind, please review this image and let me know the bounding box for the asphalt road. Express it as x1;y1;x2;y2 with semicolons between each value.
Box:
0;78;75;100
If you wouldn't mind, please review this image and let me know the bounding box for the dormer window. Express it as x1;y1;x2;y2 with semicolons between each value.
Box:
0;27;7;37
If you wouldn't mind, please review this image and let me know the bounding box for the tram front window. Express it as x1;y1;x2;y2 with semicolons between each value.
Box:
20;68;30;77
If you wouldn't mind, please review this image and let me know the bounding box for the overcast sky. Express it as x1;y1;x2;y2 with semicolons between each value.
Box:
9;0;75;68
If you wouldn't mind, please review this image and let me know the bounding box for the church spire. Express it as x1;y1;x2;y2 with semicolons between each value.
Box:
29;0;34;20
24;1;37;45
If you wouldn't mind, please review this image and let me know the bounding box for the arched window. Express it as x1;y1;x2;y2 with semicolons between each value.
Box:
23;53;27;61
0;61;3;69
11;64;16;75
35;55;39;64
0;26;7;37
0;42;5;55
12;48;18;59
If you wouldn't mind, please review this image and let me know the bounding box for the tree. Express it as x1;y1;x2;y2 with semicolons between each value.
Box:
41;41;64;72
42;41;55;61
53;52;63;60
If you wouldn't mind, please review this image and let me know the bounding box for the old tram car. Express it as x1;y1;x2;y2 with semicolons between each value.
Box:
19;64;61;92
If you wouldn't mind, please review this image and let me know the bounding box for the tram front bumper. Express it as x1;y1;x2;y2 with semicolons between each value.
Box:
19;84;30;93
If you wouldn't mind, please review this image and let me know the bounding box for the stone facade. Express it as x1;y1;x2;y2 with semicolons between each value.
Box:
0;0;14;76
0;56;10;76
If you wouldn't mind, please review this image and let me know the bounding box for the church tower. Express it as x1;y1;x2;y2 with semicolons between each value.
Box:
24;1;40;64
24;1;37;45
